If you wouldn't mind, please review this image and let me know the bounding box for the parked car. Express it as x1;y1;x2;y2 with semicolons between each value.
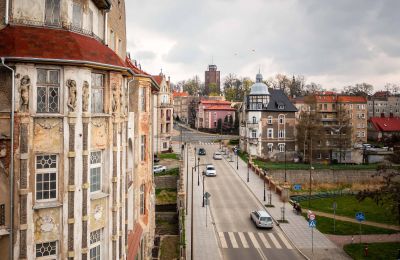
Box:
198;148;206;155
154;154;160;163
250;210;273;229
153;165;166;174
204;164;216;177
213;152;222;160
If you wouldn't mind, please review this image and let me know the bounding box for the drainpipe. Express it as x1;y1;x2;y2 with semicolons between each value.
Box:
1;57;15;260
5;0;9;24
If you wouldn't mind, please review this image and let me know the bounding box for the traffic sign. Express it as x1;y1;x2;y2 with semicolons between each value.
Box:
355;212;365;222
309;213;316;221
309;219;317;228
293;184;302;191
204;192;211;199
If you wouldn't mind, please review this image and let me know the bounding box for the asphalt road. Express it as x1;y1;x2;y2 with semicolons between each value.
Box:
172;124;237;144
197;144;303;260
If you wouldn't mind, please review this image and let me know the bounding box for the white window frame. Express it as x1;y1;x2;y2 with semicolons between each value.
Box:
36;240;58;259
278;143;285;152
278;114;285;124
278;130;285;139
36;69;60;113
89;229;102;260
35;154;58;202
90;151;102;193
44;0;61;26
267;116;272;124
267;128;273;138
267;143;273;152
251;130;257;138
72;2;83;29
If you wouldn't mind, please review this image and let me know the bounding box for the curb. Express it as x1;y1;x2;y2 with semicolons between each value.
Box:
221;152;310;260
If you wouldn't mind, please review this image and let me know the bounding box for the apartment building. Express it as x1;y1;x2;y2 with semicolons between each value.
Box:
172;91;189;123
368;91;400;118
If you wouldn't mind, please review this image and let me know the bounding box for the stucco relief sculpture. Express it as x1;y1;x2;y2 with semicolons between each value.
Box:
67;79;77;112
94;205;103;220
37;215;55;232
19;75;30;112
111;83;120;113
82;80;89;112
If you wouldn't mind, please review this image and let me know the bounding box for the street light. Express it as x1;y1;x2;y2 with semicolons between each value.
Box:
194;147;197;172
247;156;250;182
263;170;267;201
202;172;205;207
197;157;200;186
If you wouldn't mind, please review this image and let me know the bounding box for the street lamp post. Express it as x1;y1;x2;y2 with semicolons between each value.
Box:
202;173;205;207
247;158;250;182
263;170;266;201
197;157;200;186
236;150;239;170
194;147;197;172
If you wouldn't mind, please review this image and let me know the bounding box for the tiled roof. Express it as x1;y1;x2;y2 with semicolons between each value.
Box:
370;117;400;132
173;91;189;97
125;57;151;76
266;89;298;112
200;100;231;105
337;96;367;103
0;25;127;68
204;105;235;111
152;75;163;85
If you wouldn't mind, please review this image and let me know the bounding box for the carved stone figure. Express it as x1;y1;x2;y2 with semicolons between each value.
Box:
82;81;89;112
19;75;30;112
67;79;77;112
111;83;119;113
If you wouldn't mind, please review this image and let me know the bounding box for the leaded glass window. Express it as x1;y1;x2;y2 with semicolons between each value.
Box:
36;155;57;201
90;229;102;260
36;69;60;113
90;151;102;193
36;241;57;258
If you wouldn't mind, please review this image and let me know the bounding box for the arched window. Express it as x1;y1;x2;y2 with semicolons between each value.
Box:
252;116;257;123
278;114;285;124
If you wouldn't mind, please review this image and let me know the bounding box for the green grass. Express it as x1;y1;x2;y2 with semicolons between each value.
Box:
343;242;400;260
156;188;177;204
299;195;398;226
253;159;379;170
158;153;180;160
302;214;398;235
160;236;180;260
156;167;180;176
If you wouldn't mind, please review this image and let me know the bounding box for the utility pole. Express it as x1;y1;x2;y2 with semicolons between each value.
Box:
308;136;313;209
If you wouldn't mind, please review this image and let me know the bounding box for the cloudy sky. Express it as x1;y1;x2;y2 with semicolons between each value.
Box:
125;0;400;90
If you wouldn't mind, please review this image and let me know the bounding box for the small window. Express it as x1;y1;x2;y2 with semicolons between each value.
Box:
45;0;60;26
36;241;57;258
36;155;57;201
251;130;257;138
91;73;104;113
163;142;168;149
278;130;285;139
141;135;146;161
36;69;60;113
324;104;327;110
140;88;146;112
278;143;285;152
267;116;272;124
267;128;273;138
90;151;102;193
140;184;145;214
90;229;102;260
252;116;257;123
267;143;273;152
72;2;83;29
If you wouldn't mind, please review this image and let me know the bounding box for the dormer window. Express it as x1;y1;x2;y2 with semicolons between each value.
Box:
278;105;285;110
45;0;61;26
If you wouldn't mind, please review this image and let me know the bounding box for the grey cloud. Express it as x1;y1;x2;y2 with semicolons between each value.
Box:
134;50;157;60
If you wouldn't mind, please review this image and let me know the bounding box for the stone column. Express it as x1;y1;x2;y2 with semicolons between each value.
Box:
67;114;77;259
81;115;90;259
112;121;118;259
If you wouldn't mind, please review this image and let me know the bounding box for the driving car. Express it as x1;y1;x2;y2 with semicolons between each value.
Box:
204;164;216;177
250;210;273;229
198;148;206;155
153;165;166;174
213;152;222;160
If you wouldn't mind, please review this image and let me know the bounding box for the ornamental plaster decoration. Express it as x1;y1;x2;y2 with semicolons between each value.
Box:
91;119;104;128
19;75;30;112
36;119;62;130
111;83;120;113
93;204;103;221
39;215;55;232
66;79;77;112
82;80;89;112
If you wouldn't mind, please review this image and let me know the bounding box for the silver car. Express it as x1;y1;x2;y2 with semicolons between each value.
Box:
153;165;166;174
213;152;222;160
250;210;273;229
204;165;217;177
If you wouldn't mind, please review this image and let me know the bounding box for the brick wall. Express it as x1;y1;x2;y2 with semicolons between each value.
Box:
108;0;126;59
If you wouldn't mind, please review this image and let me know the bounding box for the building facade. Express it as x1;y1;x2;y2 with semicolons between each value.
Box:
0;1;155;259
196;100;235;129
153;73;173;153
239;73;297;161
204;64;220;95
172;91;189;123
368;91;400;118
368;116;400;141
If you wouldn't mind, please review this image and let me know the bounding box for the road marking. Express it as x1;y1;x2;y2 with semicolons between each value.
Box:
277;232;292;249
218;232;228;248
228;232;239;248
238;232;249;248
258;233;271;248
268;233;282;249
248;232;261;248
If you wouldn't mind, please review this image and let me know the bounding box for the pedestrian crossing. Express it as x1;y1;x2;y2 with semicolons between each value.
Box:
198;142;218;145
218;231;293;250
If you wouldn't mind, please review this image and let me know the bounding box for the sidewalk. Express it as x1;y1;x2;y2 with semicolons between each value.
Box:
326;233;400;247
311;211;400;231
222;152;351;260
184;144;220;260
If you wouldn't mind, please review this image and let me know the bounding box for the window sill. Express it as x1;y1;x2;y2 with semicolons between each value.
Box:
90;192;109;200
31;114;65;118
91;113;111;118
33;201;62;210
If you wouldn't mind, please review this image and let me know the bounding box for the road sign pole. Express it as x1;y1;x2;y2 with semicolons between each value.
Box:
206;201;208;228
333;207;336;234
312;227;314;253
359;221;362;245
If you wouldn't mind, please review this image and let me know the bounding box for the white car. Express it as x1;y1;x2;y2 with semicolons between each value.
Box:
153;165;166;174
250;210;273;229
213;152;222;160
204;164;217;177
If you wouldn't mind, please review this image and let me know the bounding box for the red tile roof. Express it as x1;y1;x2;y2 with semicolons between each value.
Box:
200;100;231;105
204;105;235;111
173;91;189;97
125;57;151;76
337;96;367;103
127;222;143;259
0;25;127;68
370;117;400;132
152;75;163;85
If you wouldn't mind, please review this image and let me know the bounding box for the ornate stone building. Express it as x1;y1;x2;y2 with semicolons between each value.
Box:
239;73;297;161
152;73;173;153
0;0;155;259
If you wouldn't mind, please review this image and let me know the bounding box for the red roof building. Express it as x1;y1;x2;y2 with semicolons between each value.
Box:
368;116;400;141
196;100;235;129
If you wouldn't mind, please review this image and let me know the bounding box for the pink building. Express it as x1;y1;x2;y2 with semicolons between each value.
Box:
196;100;236;129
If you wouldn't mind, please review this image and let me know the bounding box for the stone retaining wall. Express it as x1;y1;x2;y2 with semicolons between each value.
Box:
155;175;179;189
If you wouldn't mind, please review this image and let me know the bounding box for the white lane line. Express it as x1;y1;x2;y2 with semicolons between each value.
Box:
268;233;282;249
248;232;261;248
277;232;293;249
228;232;239;248
219;232;228;248
258;233;271;248
238;232;249;248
